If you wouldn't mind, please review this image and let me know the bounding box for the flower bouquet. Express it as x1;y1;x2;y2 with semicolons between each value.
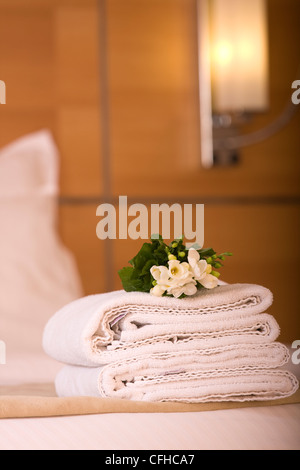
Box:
118;235;232;298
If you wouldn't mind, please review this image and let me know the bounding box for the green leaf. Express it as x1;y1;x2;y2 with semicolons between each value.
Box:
119;235;232;295
153;244;168;265
142;271;154;292
198;247;216;258
118;267;145;292
129;243;154;270
141;259;157;275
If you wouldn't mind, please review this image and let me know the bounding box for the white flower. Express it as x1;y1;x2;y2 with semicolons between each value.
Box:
150;285;166;297
150;261;196;298
149;250;218;298
151;265;169;283
188;248;218;290
150;265;171;297
198;272;219;289
168;260;193;283
168;281;197;299
188;248;207;279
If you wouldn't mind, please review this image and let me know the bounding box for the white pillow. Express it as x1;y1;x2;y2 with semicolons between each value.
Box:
0;130;83;357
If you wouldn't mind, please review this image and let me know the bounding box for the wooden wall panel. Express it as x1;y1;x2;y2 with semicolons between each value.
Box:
0;109;56;149
57;107;102;196
0;0;299;345
54;3;103;197
111;203;300;343
59;204;106;296
107;0;300;199
107;0;201;196
0;0;103;196
204;204;300;344
0;7;54;109
0;0;98;11
0;0;103;296
54;5;101;105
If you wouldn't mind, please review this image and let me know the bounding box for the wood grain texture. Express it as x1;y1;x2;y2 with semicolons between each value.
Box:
106;0;300;198
107;0;202;195
59;204;106;296
56;106;102;196
0;0;299;343
54;5;101;105
0;0;103;295
111;203;300;343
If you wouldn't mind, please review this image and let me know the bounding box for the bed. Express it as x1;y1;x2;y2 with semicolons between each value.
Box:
0;132;299;451
0;351;299;451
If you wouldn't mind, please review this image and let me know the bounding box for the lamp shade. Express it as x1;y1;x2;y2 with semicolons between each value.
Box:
210;0;269;113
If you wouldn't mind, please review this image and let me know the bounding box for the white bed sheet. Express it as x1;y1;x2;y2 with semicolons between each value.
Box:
0;404;299;451
0;351;299;450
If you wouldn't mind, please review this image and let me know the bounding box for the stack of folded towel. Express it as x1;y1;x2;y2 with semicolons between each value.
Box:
43;283;299;403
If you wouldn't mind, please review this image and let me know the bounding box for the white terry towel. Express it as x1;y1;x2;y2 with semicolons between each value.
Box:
55;343;299;403
43;283;277;367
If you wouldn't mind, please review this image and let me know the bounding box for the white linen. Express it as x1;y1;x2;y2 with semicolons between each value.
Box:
0;350;299;450
55;343;298;402
43;283;275;366
0;398;299;450
0;131;83;360
44;283;298;403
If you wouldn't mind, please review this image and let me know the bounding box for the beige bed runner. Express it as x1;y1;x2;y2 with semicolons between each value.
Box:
0;383;299;419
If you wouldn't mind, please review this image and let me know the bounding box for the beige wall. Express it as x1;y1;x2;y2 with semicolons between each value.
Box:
0;0;299;342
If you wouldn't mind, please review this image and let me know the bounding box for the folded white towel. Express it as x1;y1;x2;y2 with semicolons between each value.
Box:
55;343;298;402
43;283;276;367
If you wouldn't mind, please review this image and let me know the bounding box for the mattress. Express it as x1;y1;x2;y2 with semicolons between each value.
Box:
0;350;299;450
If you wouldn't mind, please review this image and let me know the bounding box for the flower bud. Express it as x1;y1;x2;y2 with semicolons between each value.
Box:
151;285;165;297
211;270;220;278
178;251;186;258
214;262;222;269
168;254;177;261
206;264;212;274
171;242;178;248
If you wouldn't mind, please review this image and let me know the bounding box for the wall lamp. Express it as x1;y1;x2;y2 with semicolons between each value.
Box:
197;0;298;167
